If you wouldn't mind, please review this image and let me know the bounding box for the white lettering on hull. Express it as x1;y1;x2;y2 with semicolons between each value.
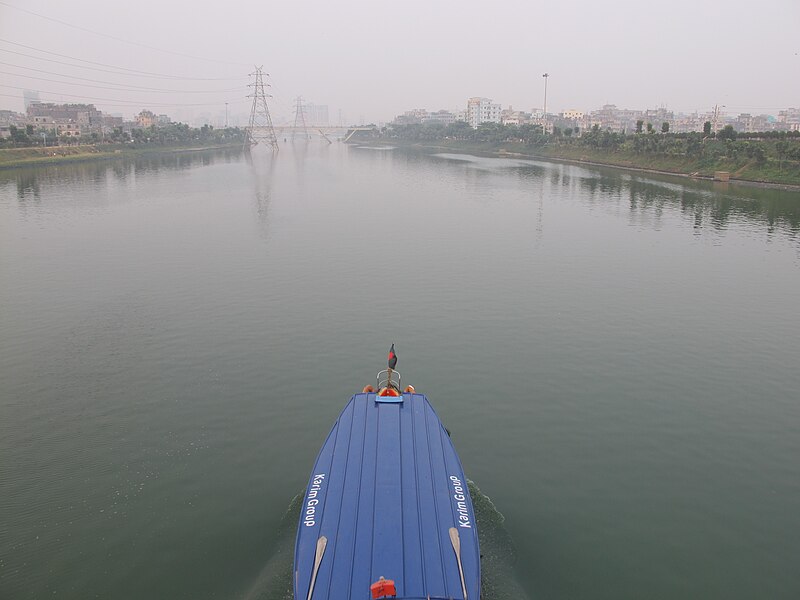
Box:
303;474;326;527
449;475;472;528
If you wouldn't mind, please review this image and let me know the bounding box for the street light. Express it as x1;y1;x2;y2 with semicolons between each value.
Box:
712;103;727;134
542;73;549;134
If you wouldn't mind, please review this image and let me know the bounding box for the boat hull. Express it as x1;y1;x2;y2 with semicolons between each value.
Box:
294;392;480;600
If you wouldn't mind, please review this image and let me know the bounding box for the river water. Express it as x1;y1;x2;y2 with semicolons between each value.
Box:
1;144;799;599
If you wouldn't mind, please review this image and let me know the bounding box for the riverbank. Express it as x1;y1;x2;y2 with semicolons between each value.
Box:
350;138;800;191
536;144;800;190
0;142;243;169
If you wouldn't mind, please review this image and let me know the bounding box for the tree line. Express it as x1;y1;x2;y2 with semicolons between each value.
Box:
382;122;800;168
1;123;245;149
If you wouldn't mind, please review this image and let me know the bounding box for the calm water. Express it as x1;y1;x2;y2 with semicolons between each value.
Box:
1;144;799;600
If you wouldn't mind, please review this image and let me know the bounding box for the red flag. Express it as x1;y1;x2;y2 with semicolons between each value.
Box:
387;344;397;370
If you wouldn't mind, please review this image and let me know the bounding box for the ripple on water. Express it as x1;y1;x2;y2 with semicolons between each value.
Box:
238;481;531;600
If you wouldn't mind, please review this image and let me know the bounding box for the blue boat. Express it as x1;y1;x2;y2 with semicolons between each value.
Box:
294;350;480;600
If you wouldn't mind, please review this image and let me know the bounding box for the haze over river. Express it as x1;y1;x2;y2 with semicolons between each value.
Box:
1;144;799;600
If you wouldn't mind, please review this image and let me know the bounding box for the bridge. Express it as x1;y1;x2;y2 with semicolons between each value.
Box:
271;126;377;143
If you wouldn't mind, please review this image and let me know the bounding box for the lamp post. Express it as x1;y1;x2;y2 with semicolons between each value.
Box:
542;73;549;134
712;104;726;134
225;102;228;128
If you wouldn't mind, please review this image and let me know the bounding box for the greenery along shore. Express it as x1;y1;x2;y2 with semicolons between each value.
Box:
380;122;800;187
0;123;245;168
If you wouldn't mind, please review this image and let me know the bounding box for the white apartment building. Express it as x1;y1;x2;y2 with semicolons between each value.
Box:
424;110;458;125
305;104;329;126
466;97;501;128
562;109;584;120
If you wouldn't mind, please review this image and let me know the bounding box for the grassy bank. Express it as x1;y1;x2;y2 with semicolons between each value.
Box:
368;123;800;189
535;144;800;187
0;143;243;169
352;138;800;189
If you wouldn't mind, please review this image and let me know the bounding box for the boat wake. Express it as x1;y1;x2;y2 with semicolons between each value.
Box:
240;483;530;600
467;480;531;600
239;493;302;600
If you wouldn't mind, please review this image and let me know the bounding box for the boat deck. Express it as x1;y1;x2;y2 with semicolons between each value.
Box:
294;392;480;600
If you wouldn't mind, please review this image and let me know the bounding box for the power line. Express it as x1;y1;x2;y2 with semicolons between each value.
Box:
0;65;243;94
0;91;247;111
0;84;247;107
723;106;791;111
0;39;247;81
0;1;249;67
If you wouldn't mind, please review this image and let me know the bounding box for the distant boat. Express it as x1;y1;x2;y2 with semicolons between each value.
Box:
294;349;481;599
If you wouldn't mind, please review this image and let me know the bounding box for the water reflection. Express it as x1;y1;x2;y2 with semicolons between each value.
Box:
2;146;798;242
0;148;243;197
0;149;246;216
283;140;334;196
618;174;800;235
2;144;799;600
246;149;277;238
424;150;800;242
14;169;41;202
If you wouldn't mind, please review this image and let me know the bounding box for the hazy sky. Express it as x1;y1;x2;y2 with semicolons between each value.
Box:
1;0;798;125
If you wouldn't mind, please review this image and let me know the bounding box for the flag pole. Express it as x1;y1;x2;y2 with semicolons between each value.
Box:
387;344;397;391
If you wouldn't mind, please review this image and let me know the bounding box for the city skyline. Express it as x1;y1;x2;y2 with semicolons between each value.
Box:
1;0;798;124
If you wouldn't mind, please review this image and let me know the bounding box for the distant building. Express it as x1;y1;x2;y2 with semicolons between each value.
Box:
57;123;81;137
23;89;41;111
673;113;705;133
466;97;501;128
392;108;464;126
736;113;755;132
393;108;427;125
424;110;458;125
390;99;796;136
0;109;25;127
642;107;674;132
304;104;329;126
27;103;103;132
562;109;584;120
409;109;429;123
587;104;642;132
30;115;55;126
527;107;548;131
500;106;531;126
103;115;124;129
778;108;800;132
134;110;175;128
393;114;417;125
136;110;157;128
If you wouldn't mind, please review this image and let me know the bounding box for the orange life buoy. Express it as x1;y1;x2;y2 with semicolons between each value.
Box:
370;577;396;599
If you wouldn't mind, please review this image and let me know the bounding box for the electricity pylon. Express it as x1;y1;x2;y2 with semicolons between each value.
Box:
293;96;309;141
244;66;279;151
